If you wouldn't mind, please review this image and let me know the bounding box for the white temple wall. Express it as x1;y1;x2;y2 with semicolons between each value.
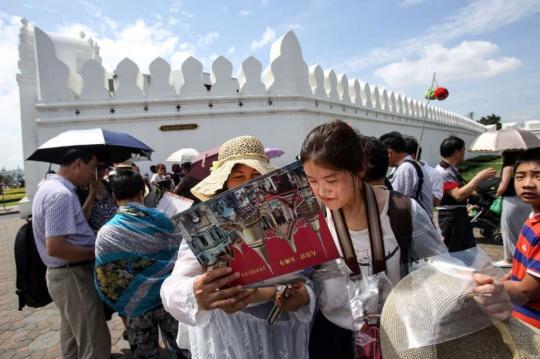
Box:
17;20;486;217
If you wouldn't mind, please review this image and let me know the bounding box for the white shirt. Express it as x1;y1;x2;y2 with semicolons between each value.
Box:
160;240;316;359
318;192;447;331
150;173;166;186
421;161;444;200
390;155;434;219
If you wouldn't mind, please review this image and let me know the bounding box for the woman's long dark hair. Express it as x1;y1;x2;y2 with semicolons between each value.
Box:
300;120;368;175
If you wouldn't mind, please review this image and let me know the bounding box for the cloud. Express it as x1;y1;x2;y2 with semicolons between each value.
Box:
374;41;522;87
227;46;236;56
239;10;253;16
0;12;24;169
57;19;194;73
250;26;276;50
198;32;220;47
335;0;540;73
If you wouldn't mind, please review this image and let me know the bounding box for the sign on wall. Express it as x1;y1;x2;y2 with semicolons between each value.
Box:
159;124;199;131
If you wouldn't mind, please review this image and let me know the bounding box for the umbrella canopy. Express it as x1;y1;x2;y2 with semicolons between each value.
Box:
27;128;153;164
468;127;540;152
166;148;199;164
265;147;284;159
188;146;220;180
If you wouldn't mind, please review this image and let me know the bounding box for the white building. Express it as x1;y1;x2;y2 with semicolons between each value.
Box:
17;19;487;217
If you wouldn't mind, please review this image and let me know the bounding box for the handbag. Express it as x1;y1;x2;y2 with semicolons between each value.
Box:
331;182;387;359
489;197;503;216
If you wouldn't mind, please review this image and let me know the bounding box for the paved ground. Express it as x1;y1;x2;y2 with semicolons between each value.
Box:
0;213;504;358
0;214;130;359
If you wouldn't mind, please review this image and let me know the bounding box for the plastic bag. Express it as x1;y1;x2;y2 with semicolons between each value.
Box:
386;247;506;351
347;272;393;358
489;196;503;215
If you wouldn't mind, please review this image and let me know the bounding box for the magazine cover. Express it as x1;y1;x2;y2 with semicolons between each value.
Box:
171;161;340;287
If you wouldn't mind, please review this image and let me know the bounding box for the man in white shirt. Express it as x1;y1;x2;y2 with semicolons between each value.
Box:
404;136;444;206
380;132;434;219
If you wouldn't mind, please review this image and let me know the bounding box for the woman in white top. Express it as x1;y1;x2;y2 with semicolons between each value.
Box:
160;136;314;359
299;120;513;359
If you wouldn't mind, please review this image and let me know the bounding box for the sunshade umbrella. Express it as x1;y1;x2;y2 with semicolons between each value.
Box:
166;148;199;164
27;128;153;164
468;127;540;152
188;146;220;180
265;147;284;159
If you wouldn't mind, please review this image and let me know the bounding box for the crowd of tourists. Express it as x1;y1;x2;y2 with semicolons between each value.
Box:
30;120;540;358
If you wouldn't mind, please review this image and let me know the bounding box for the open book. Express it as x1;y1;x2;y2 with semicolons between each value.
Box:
171;161;340;286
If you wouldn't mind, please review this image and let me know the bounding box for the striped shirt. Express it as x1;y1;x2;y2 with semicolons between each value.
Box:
511;213;540;328
32;174;96;268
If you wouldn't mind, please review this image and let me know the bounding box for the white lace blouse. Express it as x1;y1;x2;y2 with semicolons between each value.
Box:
160;240;316;359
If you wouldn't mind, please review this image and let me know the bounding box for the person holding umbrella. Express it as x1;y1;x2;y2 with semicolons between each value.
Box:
31;148;111;358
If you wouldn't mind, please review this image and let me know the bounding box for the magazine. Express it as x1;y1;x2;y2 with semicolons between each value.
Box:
157;192;194;218
171;161;341;287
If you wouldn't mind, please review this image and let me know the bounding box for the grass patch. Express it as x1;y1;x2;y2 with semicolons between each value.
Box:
458;155;502;182
5;188;25;195
0;187;25;205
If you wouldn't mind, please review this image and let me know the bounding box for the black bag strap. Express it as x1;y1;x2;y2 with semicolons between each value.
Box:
402;159;424;201
387;191;413;277
330;182;386;279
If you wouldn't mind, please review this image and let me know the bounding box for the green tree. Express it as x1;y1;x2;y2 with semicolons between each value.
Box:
477;114;502;130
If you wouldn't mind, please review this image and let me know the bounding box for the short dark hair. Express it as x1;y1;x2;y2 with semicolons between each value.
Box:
365;137;389;182
300;120;367;174
379;132;407;153
60;148;95;166
181;162;192;171
440;136;465;158
111;171;145;201
404;136;422;159
514;148;540;171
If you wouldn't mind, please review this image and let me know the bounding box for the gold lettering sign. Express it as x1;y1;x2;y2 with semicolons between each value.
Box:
159;124;198;131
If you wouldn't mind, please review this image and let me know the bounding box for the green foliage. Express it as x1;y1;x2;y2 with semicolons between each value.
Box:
477;114;502;130
458;156;502;182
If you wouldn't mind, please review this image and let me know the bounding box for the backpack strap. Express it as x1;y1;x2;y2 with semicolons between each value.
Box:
387;191;413;277
402;159;424;201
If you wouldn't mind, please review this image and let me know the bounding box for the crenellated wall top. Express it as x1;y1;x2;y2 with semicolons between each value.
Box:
19;21;486;133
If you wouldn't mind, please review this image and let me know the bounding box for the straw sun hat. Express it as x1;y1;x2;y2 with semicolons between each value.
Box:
190;136;277;201
380;264;540;359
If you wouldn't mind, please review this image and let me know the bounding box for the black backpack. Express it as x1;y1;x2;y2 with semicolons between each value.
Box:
14;219;52;310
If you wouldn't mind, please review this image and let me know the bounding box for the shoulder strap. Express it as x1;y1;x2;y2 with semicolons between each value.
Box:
330;182;386;279
403;159;424;201
387;191;413;277
364;183;386;274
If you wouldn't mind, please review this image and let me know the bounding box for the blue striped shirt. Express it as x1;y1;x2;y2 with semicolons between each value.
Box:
32;174;96;268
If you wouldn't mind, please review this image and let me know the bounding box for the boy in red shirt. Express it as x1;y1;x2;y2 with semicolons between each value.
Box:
504;149;540;329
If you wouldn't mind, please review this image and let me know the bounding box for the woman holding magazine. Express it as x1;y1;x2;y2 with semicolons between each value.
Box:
161;135;314;359
299;120;513;358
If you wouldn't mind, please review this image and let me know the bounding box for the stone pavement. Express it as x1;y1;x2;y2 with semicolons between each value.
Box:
0;214;130;358
0;213;505;358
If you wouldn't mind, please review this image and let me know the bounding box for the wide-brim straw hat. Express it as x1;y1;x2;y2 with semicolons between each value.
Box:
190;136;277;201
380;264;540;358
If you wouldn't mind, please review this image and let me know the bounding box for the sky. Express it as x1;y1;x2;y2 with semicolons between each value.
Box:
1;0;539;169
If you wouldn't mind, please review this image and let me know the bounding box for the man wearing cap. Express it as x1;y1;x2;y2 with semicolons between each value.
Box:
32;148;111;358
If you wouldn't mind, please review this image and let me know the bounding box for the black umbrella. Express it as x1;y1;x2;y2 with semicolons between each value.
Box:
27;128;153;164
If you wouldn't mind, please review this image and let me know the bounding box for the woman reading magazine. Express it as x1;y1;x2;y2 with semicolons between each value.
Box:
300;120;513;359
161;135;314;359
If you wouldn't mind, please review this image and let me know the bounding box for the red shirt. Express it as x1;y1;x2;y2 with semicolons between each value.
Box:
511;213;540;328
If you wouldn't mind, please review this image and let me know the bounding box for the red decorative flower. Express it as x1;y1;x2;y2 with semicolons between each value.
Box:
434;87;449;100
